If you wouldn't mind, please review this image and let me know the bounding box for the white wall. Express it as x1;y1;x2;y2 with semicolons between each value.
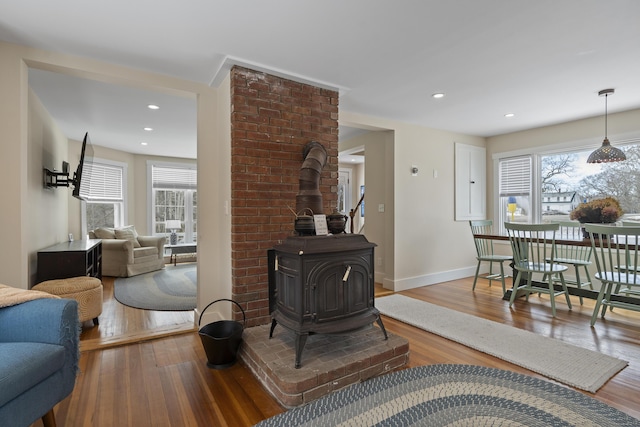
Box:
28;89;70;285
196;72;233;324
341;111;486;291
0;42;29;288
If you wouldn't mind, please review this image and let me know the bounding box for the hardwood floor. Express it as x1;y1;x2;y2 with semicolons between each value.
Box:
36;276;640;426
79;275;196;352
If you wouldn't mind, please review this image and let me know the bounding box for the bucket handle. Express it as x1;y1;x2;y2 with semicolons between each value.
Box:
198;299;246;328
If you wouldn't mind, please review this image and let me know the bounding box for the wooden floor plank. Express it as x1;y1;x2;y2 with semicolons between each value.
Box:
34;276;640;426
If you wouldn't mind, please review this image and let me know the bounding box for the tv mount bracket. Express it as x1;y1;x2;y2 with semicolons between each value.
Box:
43;161;71;188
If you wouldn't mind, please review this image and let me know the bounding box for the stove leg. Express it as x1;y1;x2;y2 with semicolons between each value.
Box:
294;333;309;369
376;315;388;340
269;319;277;338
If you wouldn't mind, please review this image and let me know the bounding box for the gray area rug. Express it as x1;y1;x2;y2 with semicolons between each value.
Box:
255;364;640;426
375;294;627;393
114;264;196;311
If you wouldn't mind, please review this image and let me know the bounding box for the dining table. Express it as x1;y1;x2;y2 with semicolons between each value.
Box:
473;232;640;307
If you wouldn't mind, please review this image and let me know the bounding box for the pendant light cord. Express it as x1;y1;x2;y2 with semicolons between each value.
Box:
604;93;608;138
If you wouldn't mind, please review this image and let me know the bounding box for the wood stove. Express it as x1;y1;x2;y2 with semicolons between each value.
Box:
268;234;387;368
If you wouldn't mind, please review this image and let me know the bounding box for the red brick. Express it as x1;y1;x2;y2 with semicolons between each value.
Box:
231;66;338;326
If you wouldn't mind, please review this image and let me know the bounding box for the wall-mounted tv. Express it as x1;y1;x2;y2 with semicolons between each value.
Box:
43;132;93;200
72;132;94;201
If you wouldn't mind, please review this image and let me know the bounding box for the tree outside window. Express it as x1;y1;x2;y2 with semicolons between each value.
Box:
541;144;640;222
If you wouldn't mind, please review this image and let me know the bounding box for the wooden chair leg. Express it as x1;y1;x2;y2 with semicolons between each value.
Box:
42;409;57;427
574;265;584;305
547;275;556;317
472;261;481;290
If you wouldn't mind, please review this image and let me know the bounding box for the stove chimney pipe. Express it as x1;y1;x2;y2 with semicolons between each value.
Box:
295;141;327;216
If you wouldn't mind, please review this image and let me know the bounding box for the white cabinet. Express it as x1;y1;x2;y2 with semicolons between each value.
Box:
455;143;486;220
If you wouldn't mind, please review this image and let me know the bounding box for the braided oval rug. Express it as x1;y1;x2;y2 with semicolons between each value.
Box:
255;364;639;426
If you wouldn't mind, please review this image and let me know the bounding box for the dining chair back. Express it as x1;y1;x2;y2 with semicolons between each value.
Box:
469;220;512;293
585;223;640;326
505;222;572;317
550;221;593;304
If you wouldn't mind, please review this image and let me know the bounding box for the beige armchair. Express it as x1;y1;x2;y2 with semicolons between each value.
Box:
89;226;165;277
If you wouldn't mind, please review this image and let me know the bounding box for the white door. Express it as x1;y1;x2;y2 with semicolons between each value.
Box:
454;143;486;220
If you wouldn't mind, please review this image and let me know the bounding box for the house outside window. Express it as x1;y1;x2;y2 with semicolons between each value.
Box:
148;162;197;244
82;159;126;234
496;140;640;231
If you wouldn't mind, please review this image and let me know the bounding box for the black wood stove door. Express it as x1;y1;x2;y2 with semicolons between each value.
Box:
307;254;372;323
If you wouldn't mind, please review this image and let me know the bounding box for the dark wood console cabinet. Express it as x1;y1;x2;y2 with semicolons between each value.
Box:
37;239;102;283
268;234;387;368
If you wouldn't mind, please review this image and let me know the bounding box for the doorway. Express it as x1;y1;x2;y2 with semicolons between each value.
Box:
338;146;365;233
27;65;199;349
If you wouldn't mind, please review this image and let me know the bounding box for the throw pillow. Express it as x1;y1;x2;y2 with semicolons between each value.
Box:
119;225;139;238
94;227;116;239
114;228;141;248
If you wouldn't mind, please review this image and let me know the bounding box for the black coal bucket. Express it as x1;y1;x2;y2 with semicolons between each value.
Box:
198;299;246;369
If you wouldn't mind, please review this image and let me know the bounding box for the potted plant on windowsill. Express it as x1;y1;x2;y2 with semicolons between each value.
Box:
569;197;623;239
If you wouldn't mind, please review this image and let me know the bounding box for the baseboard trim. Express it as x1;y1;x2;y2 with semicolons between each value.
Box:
386;266;477;292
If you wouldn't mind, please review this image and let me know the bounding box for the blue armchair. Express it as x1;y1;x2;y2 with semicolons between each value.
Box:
0;298;80;427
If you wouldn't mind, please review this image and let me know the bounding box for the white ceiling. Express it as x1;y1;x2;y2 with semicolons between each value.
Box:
2;1;640;159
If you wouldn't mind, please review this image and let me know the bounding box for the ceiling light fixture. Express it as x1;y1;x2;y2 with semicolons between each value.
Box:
144;127;153;131
147;104;160;110
141;142;148;146
504;113;515;118
432;93;445;99
587;88;626;163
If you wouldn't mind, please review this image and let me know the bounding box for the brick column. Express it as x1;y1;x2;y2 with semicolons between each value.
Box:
230;66;339;326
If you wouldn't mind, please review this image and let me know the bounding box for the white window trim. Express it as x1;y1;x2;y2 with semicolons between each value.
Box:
80;158;128;237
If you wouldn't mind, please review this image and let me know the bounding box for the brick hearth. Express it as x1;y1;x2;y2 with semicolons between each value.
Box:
239;324;409;408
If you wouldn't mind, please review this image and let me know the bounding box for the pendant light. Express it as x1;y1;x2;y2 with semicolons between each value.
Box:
587;88;626;163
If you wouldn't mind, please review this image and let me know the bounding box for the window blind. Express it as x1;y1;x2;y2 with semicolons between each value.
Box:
83;162;123;201
499;156;531;197
152;165;197;190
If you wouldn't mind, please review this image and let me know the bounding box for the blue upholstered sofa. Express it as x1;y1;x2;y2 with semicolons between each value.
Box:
0;298;80;427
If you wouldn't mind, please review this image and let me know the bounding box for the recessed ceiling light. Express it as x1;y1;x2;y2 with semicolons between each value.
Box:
432;93;445;99
147;104;160;110
144;127;153;131
141;142;148;146
504;113;515;118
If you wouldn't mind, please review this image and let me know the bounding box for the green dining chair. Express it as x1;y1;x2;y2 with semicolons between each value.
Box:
585;223;640;326
545;221;593;305
505;222;572;317
469;220;512;293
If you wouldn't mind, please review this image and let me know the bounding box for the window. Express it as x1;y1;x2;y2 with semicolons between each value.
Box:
498;156;532;232
540;143;640;222
497;139;640;229
149;163;197;244
82;159;126;234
